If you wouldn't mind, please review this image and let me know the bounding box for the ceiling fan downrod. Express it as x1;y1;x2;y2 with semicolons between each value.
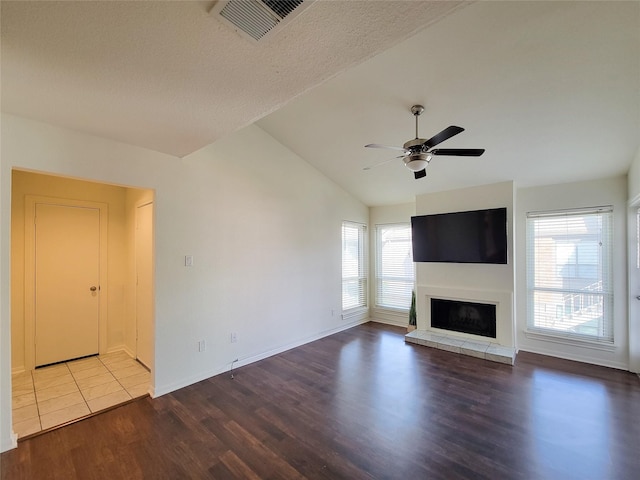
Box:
411;104;424;139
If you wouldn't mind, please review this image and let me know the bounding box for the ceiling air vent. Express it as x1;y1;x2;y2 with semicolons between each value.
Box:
211;0;311;43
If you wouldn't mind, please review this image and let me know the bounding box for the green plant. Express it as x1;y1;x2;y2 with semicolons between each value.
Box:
409;290;417;326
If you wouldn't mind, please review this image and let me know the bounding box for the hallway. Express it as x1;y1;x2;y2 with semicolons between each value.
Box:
12;351;150;438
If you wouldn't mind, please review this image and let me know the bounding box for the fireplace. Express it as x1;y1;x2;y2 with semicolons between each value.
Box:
431;298;496;338
405;285;515;365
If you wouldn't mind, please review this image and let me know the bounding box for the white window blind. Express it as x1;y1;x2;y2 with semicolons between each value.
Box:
342;221;367;311
526;207;613;343
375;224;414;311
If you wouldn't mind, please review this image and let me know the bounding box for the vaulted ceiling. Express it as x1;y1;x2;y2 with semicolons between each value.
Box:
2;1;639;206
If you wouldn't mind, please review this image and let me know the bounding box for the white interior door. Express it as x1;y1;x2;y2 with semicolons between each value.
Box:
35;203;100;366
135;202;154;369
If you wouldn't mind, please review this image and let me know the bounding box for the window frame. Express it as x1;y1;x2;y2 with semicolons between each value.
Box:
526;206;614;345
374;223;415;313
341;221;368;313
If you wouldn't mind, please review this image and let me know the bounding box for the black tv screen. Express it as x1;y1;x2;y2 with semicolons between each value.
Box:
411;207;507;264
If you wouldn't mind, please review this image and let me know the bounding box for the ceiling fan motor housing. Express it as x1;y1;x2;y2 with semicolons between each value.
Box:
403;138;427;151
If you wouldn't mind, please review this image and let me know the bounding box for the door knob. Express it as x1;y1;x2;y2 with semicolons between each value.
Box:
90;286;97;292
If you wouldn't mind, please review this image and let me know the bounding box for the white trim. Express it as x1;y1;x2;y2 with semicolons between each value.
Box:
1;431;18;452
107;344;136;358
519;346;627;371
628;193;640;208
527;205;613;218
524;329;616;352
134;200;155;372
153;318;369;397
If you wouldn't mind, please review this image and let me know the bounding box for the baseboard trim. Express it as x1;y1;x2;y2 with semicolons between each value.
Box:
1;430;18;453
518;346;628;371
153;319;369;397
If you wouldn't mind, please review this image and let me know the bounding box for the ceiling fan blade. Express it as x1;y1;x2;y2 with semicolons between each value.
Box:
430;148;485;157
365;143;407;152
414;169;427;179
363;155;406;171
423;126;464;149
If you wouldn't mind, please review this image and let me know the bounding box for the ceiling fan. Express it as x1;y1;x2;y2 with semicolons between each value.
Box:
364;105;485;179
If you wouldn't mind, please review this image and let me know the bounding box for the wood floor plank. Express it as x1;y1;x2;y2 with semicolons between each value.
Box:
3;322;640;479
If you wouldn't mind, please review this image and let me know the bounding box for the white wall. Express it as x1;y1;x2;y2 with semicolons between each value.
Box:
516;176;628;369
0;114;368;451
414;182;516;347
369;202;415;326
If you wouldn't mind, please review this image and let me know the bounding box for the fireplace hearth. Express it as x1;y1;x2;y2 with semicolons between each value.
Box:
431;298;496;338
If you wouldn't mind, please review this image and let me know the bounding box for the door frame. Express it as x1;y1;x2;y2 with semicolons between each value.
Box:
24;195;109;371
628;195;640;373
135;200;154;370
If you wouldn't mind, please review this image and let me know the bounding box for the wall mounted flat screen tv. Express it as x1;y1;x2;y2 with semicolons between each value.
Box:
411;207;507;264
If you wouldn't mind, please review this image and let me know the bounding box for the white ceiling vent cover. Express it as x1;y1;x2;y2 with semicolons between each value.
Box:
211;0;312;42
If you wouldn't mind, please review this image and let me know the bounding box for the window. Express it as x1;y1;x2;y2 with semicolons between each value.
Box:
342;222;367;311
526;207;613;342
375;224;414;310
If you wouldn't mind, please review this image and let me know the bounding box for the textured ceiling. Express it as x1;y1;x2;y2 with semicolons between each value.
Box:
1;0;466;157
2;1;639;207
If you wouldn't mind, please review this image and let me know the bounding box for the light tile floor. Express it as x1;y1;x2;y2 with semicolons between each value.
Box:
11;351;150;438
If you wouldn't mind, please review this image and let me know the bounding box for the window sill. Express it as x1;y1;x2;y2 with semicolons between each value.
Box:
524;329;615;352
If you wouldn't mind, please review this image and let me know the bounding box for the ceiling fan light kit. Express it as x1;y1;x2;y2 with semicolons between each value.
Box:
403;153;431;172
364;104;485;179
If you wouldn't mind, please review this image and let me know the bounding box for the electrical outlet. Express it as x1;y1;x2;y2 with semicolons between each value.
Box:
198;339;206;352
230;332;237;343
185;255;194;267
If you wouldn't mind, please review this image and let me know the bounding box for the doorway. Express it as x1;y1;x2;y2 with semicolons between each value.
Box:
10;170;155;438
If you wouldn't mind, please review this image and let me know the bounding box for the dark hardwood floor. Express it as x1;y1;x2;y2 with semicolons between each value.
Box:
3;322;640;479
